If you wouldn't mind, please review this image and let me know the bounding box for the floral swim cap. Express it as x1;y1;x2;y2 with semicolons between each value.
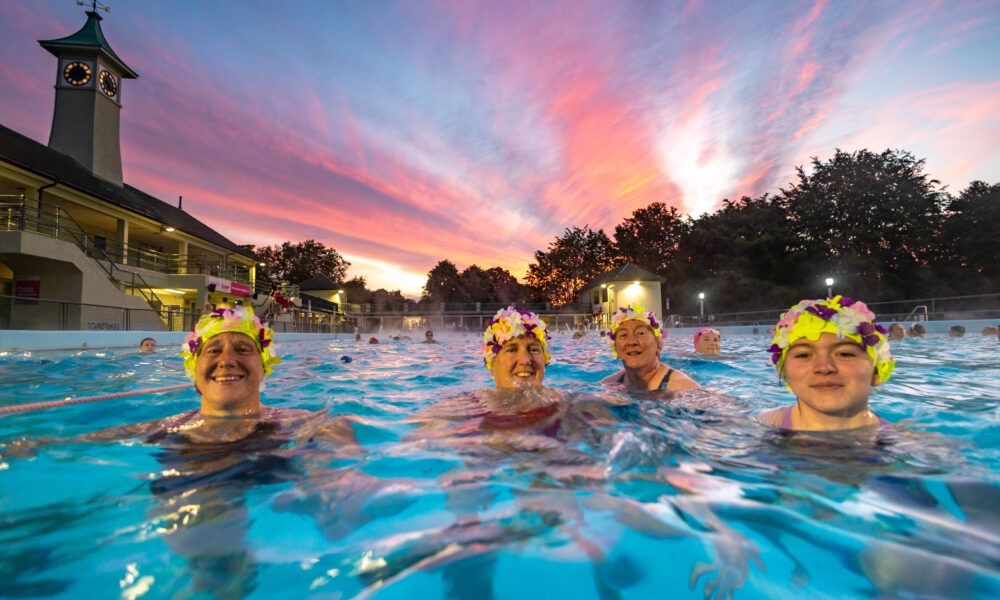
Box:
481;306;551;370
694;327;721;348
608;303;663;358
180;306;280;379
768;296;894;386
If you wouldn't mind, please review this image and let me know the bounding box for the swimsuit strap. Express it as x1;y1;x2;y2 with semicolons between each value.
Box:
658;368;674;390
617;372;626;384
780;405;795;429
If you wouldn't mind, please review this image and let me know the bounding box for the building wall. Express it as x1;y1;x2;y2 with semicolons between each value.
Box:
582;280;663;330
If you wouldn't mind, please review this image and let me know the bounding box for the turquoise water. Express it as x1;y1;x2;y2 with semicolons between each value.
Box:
1;332;999;599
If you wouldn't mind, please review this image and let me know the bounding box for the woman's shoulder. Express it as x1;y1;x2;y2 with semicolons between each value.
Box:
755;407;787;427
600;370;625;384
666;367;701;390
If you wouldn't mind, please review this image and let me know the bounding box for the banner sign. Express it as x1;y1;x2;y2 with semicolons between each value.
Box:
208;276;251;297
14;277;40;305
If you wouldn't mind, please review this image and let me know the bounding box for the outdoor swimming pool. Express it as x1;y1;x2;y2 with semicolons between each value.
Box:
1;331;998;599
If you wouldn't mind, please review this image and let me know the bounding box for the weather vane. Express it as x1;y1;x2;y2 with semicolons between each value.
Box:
77;0;110;14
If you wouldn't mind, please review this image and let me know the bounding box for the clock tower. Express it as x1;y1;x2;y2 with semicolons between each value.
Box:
39;7;138;187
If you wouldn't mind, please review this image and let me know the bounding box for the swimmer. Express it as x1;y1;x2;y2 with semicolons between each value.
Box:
981;325;998;337
139;337;157;353
948;325;965;338
6;306;360;598
887;323;906;341
406;306;756;599
601;304;699;391
422;330;439;344
759;296;895;431
908;323;926;338
482;306;551;390
73;306;358;446
693;327;721;355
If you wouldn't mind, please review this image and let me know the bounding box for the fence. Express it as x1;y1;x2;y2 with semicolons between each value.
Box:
676;293;1000;327
1;293;996;333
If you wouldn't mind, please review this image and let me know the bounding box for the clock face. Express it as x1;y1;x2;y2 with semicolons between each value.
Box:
99;70;119;97
63;61;92;86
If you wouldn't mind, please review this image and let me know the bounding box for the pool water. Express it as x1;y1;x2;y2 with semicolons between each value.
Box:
1;332;999;599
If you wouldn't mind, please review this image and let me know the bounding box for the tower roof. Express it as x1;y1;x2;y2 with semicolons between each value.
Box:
39;10;137;78
582;263;666;290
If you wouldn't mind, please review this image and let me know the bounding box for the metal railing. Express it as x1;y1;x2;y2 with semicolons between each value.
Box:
0;202;251;283
1;202;167;308
666;293;1000;326
3;291;996;334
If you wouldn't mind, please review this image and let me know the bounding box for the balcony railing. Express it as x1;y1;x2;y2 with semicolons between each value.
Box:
0;203;251;284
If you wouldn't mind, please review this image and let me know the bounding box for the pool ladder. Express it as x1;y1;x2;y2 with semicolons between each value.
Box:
904;305;929;321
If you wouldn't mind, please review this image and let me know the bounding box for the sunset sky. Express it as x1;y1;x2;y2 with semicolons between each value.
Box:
1;0;998;297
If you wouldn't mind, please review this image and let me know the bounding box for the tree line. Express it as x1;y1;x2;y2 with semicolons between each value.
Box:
252;148;999;315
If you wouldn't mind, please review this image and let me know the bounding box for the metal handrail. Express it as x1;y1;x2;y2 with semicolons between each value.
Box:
903;305;929;322
1;203;165;308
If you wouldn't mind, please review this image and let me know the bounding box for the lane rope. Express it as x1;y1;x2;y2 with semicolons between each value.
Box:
0;383;194;416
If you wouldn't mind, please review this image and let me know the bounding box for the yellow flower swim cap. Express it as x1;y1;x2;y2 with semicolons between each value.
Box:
768;295;894;387
180;306;280;379
608;303;663;358
481;306;551;370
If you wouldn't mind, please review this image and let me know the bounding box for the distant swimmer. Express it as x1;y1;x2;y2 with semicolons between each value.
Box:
693;327;721;356
139;337;157;353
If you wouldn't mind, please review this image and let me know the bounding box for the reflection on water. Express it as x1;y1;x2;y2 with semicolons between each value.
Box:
0;332;998;598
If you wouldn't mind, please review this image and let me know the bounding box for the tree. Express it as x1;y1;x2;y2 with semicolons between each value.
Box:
341;276;372;305
422;260;462;304
613;202;690;275
458;265;496;303
670;195;799;314
371;289;408;312
486;267;527;304
255;240;350;290
780;148;948;300
526;226;615;306
941;180;1000;291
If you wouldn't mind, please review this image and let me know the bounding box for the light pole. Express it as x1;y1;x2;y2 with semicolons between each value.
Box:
825;277;834;298
698;292;705;318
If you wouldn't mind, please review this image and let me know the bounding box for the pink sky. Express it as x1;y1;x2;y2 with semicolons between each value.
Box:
2;0;997;297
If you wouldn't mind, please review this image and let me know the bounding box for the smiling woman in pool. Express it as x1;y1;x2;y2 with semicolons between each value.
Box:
482;306;552;389
601;303;699;392
760;296;895;431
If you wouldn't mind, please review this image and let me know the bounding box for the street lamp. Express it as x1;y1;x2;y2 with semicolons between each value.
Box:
825;277;834;298
698;292;705;317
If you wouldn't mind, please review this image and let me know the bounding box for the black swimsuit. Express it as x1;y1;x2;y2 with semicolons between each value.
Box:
618;368;674;389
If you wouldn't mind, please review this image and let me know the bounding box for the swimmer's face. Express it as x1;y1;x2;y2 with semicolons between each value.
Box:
139;339;157;353
613;320;662;368
695;332;721;355
195;332;264;415
782;333;876;422
492;335;546;389
887;324;906;341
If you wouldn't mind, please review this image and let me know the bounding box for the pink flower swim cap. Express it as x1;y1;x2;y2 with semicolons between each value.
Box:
693;327;720;348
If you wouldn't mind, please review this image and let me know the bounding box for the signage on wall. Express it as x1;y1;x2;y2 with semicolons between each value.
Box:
207;276;251;297
14;277;40;305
